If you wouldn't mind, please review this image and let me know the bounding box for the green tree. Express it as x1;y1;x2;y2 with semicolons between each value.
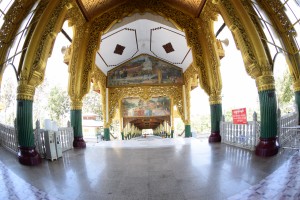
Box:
0;76;17;125
33;78;50;125
48;86;70;125
82;90;103;120
276;69;294;114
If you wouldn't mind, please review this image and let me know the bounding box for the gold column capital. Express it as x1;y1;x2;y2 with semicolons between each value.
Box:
256;75;275;91
209;94;222;105
293;79;300;92
17;84;35;101
70;99;83;110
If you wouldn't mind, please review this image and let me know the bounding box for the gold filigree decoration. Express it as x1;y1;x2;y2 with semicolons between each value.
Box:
67;2;91;104
255;0;300;91
0;0;37;84
17;84;35;101
256;75;275;91
70;99;83;110
197;17;222;97
209;93;222;105
93;67;107;124
213;0;272;79
108;86;184;126
24;0;73;87
293;80;300;92
84;0;211;97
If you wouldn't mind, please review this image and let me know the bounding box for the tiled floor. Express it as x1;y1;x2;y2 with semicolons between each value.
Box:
0;137;299;200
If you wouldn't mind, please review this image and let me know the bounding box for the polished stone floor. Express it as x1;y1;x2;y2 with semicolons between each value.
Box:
0;137;299;200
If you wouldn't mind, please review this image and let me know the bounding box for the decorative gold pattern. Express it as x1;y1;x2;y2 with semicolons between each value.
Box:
293;80;300;92
93;67;107;125
0;0;36;84
17;85;35;101
67;1;94;108
70;99;83;110
209;93;222;105
255;0;300;92
197;16;222;98
256;75;275;91
164;0;205;17
213;0;271;79
78;0;206;19
108;86;184;126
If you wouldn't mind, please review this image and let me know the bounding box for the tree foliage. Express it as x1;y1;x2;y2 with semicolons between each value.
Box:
0;75;17;125
276;69;294;114
33;78;49;124
82;90;103;120
48;86;70;125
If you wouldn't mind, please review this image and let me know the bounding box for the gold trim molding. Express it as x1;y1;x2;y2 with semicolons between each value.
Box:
256;75;275;91
70;100;83;110
209;93;222;105
108;86;184;126
17;84;35;101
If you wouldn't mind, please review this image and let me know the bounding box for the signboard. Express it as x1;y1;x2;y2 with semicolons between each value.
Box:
232;108;247;124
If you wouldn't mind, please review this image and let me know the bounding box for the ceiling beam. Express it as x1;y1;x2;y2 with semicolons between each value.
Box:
75;0;89;21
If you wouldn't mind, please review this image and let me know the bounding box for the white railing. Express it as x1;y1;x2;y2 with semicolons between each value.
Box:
0;119;74;158
0;122;18;154
220;113;260;151
277;109;299;149
34;120;74;158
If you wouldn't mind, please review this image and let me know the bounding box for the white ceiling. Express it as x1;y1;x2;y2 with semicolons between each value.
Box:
96;13;192;75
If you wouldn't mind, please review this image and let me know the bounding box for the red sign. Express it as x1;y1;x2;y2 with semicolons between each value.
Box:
232;108;247;124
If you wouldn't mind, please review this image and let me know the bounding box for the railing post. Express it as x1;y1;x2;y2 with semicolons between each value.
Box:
13;118;18;153
277;108;281;147
252;112;257;147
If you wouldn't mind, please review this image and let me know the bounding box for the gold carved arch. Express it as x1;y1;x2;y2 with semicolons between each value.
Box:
213;0;274;91
17;0;73;100
0;0;37;86
255;0;300;92
75;0;224;125
83;0;211;90
109;86;184;126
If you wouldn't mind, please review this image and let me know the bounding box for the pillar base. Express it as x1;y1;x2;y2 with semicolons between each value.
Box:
18;146;41;166
73;136;86;148
255;137;278;157
209;132;221;143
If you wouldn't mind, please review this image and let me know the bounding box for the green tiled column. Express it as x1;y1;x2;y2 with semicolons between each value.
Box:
71;109;86;148
185;124;191;137
104;128;110;141
209;104;222;142
17;100;41;165
255;89;278;156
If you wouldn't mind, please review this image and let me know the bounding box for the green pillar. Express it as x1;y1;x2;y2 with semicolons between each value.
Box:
121;132;124;140
104;128;110;141
171;130;174;138
295;91;300;124
17;100;41;166
209;104;222;142
255;89;278;156
185;124;191;137
71;109;86;148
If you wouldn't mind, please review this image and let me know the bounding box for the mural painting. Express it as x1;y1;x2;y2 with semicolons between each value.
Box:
107;54;183;87
122;97;170;117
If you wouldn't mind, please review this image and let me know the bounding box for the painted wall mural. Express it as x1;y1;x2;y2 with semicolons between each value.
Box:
107;54;183;87
122;97;171;117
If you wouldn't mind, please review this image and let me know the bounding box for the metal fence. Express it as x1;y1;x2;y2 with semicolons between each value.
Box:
0;120;74;157
221;109;299;151
34;120;74;158
220;113;260;151
277;109;299;149
0;122;18;154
